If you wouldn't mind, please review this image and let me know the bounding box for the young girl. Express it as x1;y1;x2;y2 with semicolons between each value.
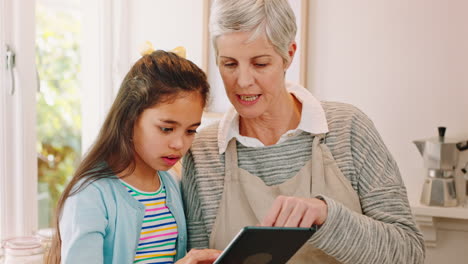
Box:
48;49;220;264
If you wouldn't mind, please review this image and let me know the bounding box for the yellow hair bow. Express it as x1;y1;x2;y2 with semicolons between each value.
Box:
139;41;186;59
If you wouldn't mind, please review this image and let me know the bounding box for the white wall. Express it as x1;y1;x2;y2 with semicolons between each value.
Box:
307;0;468;205
128;1;205;71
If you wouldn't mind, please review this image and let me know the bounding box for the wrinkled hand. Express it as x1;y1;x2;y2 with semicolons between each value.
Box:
261;196;328;227
175;248;222;264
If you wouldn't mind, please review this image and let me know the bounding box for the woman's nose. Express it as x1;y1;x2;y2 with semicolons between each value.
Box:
237;66;254;88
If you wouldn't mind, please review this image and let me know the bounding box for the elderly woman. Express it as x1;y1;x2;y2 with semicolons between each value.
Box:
182;0;425;263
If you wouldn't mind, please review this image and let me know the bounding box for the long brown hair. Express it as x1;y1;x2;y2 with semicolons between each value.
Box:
46;50;209;263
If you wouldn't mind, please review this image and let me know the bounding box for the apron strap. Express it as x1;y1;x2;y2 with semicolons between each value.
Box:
225;139;239;174
311;134;327;195
315;133;326;144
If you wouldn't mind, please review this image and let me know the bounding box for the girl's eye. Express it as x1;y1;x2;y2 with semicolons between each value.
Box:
254;63;268;67
187;129;198;135
160;127;173;133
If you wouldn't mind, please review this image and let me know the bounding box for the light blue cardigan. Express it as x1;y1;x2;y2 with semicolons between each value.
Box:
60;170;187;264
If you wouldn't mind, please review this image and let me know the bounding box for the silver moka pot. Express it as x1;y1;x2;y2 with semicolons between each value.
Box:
462;163;468;206
413;127;468;207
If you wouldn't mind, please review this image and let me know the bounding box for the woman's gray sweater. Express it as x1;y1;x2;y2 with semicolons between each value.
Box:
181;101;425;264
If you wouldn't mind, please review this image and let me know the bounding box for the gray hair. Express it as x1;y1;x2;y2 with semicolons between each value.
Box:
209;0;297;63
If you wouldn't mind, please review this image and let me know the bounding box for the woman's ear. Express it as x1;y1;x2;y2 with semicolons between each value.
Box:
284;41;297;70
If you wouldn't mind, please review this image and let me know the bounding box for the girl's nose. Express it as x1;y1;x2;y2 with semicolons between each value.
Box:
169;135;184;150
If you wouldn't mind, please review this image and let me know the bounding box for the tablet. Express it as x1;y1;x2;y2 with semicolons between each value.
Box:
213;226;316;264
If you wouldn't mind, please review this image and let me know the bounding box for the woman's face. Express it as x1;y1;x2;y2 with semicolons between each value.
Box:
132;92;203;173
216;31;295;119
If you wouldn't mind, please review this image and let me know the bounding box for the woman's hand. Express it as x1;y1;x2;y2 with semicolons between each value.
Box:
261;196;328;227
175;248;222;264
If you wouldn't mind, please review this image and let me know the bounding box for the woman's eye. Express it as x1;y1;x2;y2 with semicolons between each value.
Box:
160;127;173;133
255;63;268;67
223;62;237;68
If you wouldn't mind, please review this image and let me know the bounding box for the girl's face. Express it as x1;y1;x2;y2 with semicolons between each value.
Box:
216;31;295;119
132;92;204;173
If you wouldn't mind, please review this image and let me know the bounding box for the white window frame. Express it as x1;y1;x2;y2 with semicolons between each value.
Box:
0;0;128;240
0;0;38;240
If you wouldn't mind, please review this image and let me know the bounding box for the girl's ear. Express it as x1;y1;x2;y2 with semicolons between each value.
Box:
284;41;297;70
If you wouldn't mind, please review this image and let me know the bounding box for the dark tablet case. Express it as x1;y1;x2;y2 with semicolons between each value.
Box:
213;226;316;264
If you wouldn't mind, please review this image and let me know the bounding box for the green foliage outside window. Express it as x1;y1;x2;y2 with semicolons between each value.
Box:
36;4;81;228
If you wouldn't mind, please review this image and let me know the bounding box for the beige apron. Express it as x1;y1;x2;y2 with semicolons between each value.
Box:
209;135;363;263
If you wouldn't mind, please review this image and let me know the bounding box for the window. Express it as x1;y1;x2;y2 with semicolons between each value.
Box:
0;0;120;240
35;0;82;229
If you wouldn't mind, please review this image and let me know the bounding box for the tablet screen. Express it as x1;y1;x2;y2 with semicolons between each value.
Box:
213;226;316;264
